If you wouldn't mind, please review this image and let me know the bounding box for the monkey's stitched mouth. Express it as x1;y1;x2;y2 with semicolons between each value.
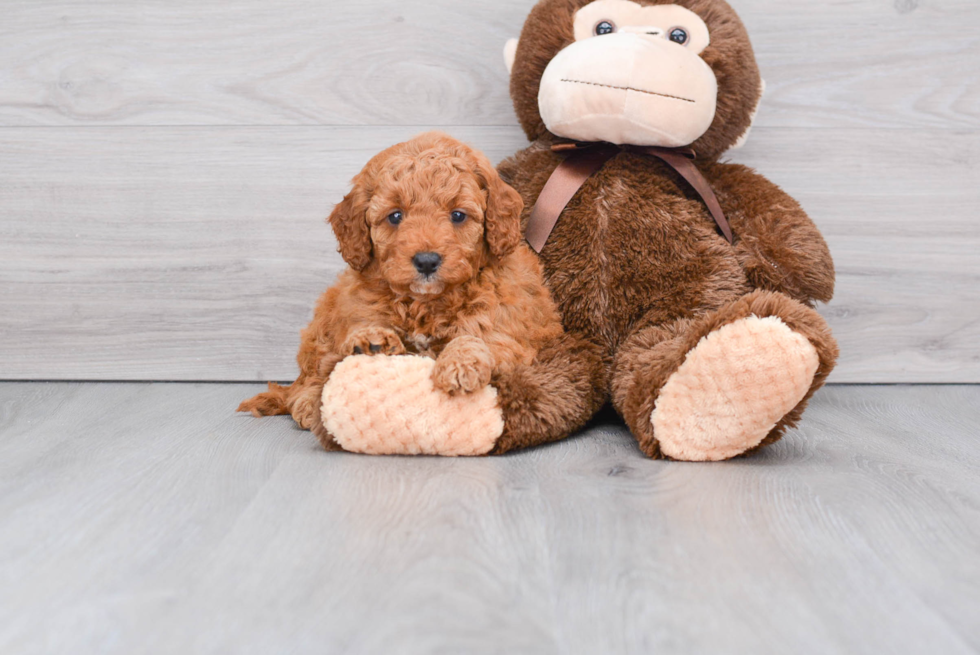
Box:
560;78;696;103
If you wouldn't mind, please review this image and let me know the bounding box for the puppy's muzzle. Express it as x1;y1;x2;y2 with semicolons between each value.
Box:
412;252;442;276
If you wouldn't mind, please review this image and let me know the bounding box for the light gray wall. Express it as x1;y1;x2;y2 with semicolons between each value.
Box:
0;0;977;382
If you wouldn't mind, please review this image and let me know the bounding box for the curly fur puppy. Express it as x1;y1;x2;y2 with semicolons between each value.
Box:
238;132;570;448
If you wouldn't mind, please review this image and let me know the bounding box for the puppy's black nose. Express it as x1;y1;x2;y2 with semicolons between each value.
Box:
412;252;442;275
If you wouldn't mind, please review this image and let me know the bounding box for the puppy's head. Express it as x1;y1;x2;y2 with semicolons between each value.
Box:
328;132;524;296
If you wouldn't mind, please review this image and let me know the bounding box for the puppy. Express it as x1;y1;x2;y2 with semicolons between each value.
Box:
238;132;565;442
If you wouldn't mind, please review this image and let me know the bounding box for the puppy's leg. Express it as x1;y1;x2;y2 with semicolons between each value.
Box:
238;351;344;431
238;377;320;428
432;336;493;395
310;383;344;452
238;330;326;421
341;327;406;357
237;382;290;417
489;331;607;455
286;353;345;431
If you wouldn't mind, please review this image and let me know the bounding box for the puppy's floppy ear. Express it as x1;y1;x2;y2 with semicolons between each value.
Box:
328;180;372;272
474;153;524;259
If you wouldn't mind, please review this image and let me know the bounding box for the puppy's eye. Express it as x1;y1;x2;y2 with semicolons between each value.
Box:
387;210;403;226
668;27;689;45
450;211;467;224
594;20;616;36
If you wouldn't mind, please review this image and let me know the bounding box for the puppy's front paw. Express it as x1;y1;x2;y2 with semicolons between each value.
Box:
342;327;406;357
432;336;493;395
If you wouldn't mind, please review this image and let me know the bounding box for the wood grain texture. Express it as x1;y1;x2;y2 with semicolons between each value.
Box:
0;0;529;127
0;0;976;129
737;0;980;130
0;0;978;382
0;382;978;654
0;126;525;381
1;126;977;382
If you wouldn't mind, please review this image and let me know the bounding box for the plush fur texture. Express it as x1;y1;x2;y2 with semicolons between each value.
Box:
240;132;604;454
609;290;838;459
496;0;839;460
650;315;819;461
321;355;505;456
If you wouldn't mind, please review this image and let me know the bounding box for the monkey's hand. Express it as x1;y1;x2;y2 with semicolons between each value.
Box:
432;336;494;395
706;162;836;306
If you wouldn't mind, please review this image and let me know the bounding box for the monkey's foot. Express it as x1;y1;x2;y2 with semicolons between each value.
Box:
651;316;819;462
320;355;504;456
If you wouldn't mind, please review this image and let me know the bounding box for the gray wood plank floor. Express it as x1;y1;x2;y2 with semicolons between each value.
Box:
1;383;978;654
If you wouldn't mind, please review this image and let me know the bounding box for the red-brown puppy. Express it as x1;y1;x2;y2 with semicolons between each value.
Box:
239;132;566;446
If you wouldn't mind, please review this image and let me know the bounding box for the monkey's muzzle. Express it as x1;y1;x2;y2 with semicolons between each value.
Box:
538;33;718;148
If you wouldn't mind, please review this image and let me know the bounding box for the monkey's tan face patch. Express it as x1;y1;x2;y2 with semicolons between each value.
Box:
537;1;717;148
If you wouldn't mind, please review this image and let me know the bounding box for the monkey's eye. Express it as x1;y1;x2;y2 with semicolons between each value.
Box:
387;210;403;226
450;210;467;225
668;27;689;45
594;20;616;36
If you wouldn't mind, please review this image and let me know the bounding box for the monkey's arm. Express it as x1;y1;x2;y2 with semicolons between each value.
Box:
704;161;835;306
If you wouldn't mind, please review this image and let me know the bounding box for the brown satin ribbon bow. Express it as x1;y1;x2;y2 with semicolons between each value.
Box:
525;141;734;253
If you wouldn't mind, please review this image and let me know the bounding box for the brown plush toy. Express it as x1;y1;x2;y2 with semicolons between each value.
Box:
317;0;838;460
499;0;839;460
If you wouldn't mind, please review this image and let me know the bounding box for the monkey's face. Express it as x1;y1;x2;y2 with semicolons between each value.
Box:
506;0;762;159
539;0;716;148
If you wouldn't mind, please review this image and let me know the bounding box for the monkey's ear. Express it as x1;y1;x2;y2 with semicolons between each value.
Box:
730;79;766;151
327;186;372;272
476;155;524;259
504;38;519;75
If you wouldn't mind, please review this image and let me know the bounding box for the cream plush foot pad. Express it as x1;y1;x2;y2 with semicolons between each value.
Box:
651;316;819;462
321;355;505;457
